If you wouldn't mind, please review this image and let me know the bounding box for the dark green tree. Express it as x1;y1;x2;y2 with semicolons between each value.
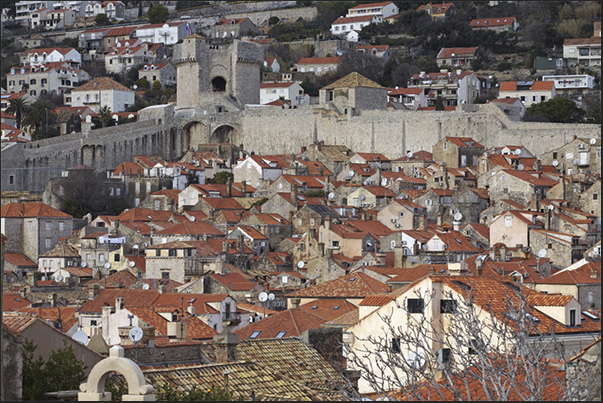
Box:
207;171;234;184
147;4;169;24
95;13;111;26
5;96;29;129
21;98;56;138
525;97;585;123
98;105;113;128
152;80;162;91
185;172;200;187
22;339;87;401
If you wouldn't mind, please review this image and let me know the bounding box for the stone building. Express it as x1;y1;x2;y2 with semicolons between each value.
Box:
138;63;177;89
319;72;388;112
432;137;485;169
1;203;73;261
540;136;601;177
487;169;557;208
210;17;258;39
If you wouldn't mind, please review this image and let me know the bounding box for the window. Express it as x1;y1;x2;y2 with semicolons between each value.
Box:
407;298;424;314
249;330;261;339
331;240;340;248
155;249;161;256
46;238;51;248
146;181;151;193
90;320;97;326
43;260;47;267
59;222;64;231
161;271;170;279
275;331;287;338
135;198;140;206
116;188;121;196
9;175;14;184
99;253;105;262
86;253;92;260
569;309;576;326
443;142;447;150
438;348;451;363
505;216;512;227
391;240;396;249
168;249;176;257
114;254;120;262
392;337;401;353
440;299;457;313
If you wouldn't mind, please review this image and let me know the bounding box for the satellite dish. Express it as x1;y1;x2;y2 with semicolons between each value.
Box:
590;138;596;145
297;261;305;269
56;274;63;282
547;204;554;210
552;160;559;167
72;330;89;345
359;194;365;200
143;243;148;247
258;292;268;302
571;159;579;166
142;283;150;290
514;149;522;155
189;216;196;221
381;178;387;186
81;262;87;267
349;171;355;177
537;249;547;258
129;326;143;342
104;262;111;269
132;244;139;249
268;293;275;301
517;164;524;171
129;261;136;267
328;192;335;200
407;151;413;158
454;212;463;221
407;350;426;369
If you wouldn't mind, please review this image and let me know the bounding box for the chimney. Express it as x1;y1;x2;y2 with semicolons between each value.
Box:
500;244;507;262
227;180;232;197
318;242;325;257
394;245;406;268
291;298;301;309
325;215;331;230
112;218;120;236
51;293;57;307
377;167;382;187
436;211;443;226
158;285;167;294
213;327;239;363
222;240;230;255
20;286;30;299
325;247;333;259
418;215;427;231
27;271;36;287
533;159;541;171
238;235;245;255
88;283;100;299
215;255;224;275
443;165;449;190
291;182;298;208
318;165;324;177
116;297;124;311
376;253;386;267
545;208;551;230
476;257;483;276
301;146;307;153
453;219;460;232
242;181;247;195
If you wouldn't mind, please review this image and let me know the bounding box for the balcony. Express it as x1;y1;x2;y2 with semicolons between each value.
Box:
222;311;241;324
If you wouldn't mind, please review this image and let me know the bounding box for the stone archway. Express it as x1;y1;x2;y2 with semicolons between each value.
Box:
211;76;227;92
210;124;237;144
78;346;154;401
182;121;207;149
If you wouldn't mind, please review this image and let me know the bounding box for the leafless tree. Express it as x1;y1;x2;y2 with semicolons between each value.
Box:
343;281;600;400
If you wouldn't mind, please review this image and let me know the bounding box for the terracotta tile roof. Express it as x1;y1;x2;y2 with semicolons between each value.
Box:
235;225;267;240
388;87;423;96
74;77;132;92
348;220;395;237
201;197;245;210
490;97;522;104
321;72;384;90
154;220;224;237
236;303;279;316
356;44;390;52
2;313;39;335
327;309;360;326
3;253;37;267
296;160;333;176
564;37;601;46
470;17;516;27
18;306;78;332
332;15;378;24
349;1;394;9
2;293;32;311
418;2;455;13
60;266;93;278
79;288;159;313
437;47;478;58
299;299;358;320
26;47;76;56
433;231;481;253
463;222;490;240
501;169;557;187
234;308;327;340
527;294;574;307
386;266;438;284
444;136;484;148
1;202;72;218
86;270;139;289
536;260;601;285
104;26;137;37
38;243;80;258
500;81;554;92
137;278;183;291
281;175;327;188
184;315;219;339
358;294;394;307
210;273;257;291
290;272;388;298
117;207;172;222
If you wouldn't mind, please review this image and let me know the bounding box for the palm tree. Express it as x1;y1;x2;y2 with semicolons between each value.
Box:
21;99;56;138
97;105;112;128
5;97;29;129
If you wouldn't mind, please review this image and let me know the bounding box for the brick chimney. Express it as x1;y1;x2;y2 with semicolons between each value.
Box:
88;283;100;299
476;256;483;276
213;327;239;363
376;253;386;267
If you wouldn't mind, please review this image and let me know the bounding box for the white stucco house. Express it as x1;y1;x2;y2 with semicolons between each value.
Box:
260;82;309;106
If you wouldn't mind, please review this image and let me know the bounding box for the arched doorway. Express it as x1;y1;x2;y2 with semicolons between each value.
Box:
210;125;236;144
211;76;226;92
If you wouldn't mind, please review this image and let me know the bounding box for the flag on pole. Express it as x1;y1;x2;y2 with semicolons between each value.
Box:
186;23;192;35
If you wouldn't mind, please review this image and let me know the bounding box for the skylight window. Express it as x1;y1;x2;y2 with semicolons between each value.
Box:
349;277;356;282
311;305;318;309
333;306;340;310
249;330;261;339
275;331;287;338
582;311;599;320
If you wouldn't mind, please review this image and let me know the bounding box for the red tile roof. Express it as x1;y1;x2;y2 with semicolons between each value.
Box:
233;308;326;340
210;273;257;291
444;136;484;148
564;37;601;46
154;221;224;237
299;299;358;321
18;307;78;333
290;272;389;298
79;289;159;313
437;47;478;58
349;1;394;10
3;253;37;267
332;15;378;25
1;202;72;218
104;26;137;37
2;293;32;311
74;77;132;92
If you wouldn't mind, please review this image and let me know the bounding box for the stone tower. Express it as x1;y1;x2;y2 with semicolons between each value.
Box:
173;35;263;113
